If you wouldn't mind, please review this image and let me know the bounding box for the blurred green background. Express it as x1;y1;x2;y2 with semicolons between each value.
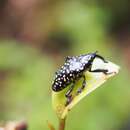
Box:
0;0;130;130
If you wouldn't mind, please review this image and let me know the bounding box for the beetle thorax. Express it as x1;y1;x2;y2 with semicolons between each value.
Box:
69;58;84;72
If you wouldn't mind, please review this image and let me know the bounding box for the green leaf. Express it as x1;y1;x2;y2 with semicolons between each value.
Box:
52;58;120;119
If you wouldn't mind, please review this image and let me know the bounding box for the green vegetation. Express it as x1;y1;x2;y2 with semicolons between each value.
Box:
0;1;130;130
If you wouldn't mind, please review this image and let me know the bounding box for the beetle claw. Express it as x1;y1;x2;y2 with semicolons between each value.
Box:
65;95;73;106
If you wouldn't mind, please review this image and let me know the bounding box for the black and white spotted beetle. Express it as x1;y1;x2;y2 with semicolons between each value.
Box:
52;51;108;106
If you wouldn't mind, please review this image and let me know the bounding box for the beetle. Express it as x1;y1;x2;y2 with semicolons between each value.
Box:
52;52;108;106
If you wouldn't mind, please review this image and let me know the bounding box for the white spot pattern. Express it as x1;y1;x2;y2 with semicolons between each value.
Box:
52;53;96;92
80;55;91;64
69;61;82;71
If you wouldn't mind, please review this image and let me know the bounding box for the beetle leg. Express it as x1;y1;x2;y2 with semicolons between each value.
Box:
65;82;75;106
95;54;108;63
77;75;86;94
89;68;109;74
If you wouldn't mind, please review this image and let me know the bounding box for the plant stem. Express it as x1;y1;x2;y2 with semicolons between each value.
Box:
47;121;55;130
58;118;66;130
